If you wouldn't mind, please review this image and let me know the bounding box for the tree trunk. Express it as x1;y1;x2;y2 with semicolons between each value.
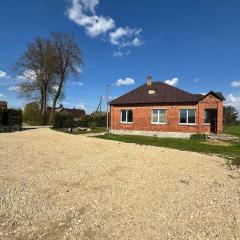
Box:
41;91;47;125
49;76;64;124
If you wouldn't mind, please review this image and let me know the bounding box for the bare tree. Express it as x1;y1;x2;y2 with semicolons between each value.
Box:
13;37;57;124
49;32;83;123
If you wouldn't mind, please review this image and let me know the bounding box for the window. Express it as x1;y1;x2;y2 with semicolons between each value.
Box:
180;109;196;124
148;89;156;94
204;109;211;124
121;110;133;123
152;109;167;124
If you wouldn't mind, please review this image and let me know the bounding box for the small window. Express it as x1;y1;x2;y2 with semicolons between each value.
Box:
121;110;133;123
180;109;196;124
152;109;167;124
148;89;156;94
204;109;211;124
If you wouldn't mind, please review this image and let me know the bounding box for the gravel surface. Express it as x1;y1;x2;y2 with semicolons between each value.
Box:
0;128;240;240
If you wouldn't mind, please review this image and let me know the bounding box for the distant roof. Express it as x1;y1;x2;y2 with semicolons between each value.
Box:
62;108;86;118
47;107;86;118
110;81;225;105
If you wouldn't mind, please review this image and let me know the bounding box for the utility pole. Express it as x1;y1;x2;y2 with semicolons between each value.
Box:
100;96;102;113
106;84;109;132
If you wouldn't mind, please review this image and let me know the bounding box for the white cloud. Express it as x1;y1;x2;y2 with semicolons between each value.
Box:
0;70;7;78
72;81;83;86
8;86;21;92
76;66;82;74
67;0;115;37
76;102;86;109
0;93;5;98
109;27;142;47
193;78;199;82
164;77;179;86
81;0;99;13
113;49;130;58
231;81;240;87
66;0;143;56
62;100;86;110
115;77;135;87
225;93;240;112
16;70;36;81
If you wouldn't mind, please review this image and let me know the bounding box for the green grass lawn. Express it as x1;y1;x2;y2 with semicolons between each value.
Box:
52;127;106;135
97;134;240;166
223;125;240;137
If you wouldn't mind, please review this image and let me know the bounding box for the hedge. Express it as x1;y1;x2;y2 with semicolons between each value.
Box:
52;112;75;128
0;108;22;133
75;115;106;128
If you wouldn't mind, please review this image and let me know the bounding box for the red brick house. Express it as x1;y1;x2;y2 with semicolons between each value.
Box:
109;77;225;138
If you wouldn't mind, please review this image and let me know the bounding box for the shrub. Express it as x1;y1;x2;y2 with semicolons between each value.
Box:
23;102;43;125
0;109;8;126
52;112;75;128
76;114;107;128
0;109;22;126
7;109;22;126
0;108;22;132
190;134;207;141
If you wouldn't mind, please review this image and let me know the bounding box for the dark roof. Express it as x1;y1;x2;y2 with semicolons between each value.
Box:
62;108;86;118
110;81;224;105
203;91;225;101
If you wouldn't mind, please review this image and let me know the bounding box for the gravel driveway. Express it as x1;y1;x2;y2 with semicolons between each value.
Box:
0;129;239;240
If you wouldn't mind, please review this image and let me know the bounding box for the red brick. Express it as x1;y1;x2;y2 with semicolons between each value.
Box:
110;94;223;134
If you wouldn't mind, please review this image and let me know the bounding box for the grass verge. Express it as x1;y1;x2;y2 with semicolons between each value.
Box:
223;125;240;137
96;134;240;167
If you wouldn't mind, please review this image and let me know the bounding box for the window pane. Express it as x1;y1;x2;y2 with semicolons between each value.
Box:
204;110;210;123
152;110;158;123
127;110;133;122
188;109;196;123
121;110;126;122
159;109;166;123
180;110;187;123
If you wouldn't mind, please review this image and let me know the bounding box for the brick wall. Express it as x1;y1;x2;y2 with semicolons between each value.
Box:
110;94;223;134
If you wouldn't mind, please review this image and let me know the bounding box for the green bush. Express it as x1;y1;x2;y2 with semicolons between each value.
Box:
7;109;22;126
0;109;8;126
190;134;207;141
0;109;22;126
52;112;75;128
76;114;107;128
0;108;22;132
23;102;44;125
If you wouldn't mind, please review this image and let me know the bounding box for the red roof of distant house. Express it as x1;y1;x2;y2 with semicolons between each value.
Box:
110;81;225;105
47;106;86;118
63;108;86;118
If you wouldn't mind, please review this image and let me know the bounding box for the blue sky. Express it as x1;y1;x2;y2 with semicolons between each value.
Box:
0;0;240;113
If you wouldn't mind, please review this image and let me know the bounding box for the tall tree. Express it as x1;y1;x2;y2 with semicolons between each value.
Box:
13;37;57;124
49;32;83;123
223;106;239;125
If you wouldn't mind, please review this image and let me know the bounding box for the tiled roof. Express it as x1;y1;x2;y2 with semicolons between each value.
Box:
110;82;203;105
110;81;225;105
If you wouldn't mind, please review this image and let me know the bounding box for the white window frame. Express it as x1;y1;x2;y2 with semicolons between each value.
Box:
151;109;167;124
179;109;196;125
120;109;133;123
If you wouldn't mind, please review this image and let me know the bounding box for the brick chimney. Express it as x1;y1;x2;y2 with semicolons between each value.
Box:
147;76;152;86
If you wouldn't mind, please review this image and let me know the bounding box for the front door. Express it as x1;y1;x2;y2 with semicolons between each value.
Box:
210;109;217;133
